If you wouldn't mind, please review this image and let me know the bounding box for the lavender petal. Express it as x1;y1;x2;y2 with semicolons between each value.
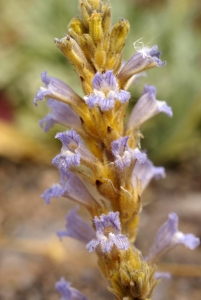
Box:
111;136;146;170
39;99;82;132
147;213;200;263
155;272;171;280
57;206;95;244
85;71;129;111
52;152;80;173
116;90;131;103
127;85;172;131
41;184;63;204
53;129;98;173
41;171;96;208
117;45;166;88
55;278;88;300
110;233;130;251
132;158;165;193
86;212;129;253
34;71;82;106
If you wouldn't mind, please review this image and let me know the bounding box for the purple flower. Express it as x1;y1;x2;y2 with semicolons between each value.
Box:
52;129;98;173
39;98;82;132
84;71;130;111
117;45;166;88
127;85;172;131
147;213;200;263
57;206;95;244
132;158;165;193
55;278;88;300
86;211;130;253
34;71;83;107
111;136;146;169
41;171;96;209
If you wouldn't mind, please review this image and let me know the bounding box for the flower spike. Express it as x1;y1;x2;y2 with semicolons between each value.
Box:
33;1;199;299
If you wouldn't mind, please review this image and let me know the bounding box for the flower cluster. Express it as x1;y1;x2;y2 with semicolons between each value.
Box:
34;0;200;299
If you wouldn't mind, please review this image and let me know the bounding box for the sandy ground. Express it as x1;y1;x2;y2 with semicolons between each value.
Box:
0;157;200;300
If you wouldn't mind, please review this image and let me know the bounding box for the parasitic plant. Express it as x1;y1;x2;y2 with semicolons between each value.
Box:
34;1;200;299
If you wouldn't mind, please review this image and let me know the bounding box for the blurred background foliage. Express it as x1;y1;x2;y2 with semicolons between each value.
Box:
0;0;201;164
